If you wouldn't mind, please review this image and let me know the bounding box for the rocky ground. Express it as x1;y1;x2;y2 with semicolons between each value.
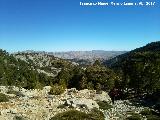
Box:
0;86;156;120
104;100;148;120
0;86;111;120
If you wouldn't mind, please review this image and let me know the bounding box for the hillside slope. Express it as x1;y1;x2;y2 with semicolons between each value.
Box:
104;41;160;68
14;52;74;77
0;49;53;89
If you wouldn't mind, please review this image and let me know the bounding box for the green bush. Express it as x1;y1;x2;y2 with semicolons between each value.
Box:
147;115;160;120
0;93;9;102
155;103;160;113
13;116;25;120
34;81;43;90
97;101;112;110
140;109;160;120
57;104;66;109
126;113;142;120
49;84;65;95
50;109;105;120
140;109;152;115
89;108;105;120
7;90;24;97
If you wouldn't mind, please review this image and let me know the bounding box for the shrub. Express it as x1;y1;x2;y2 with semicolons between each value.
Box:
49;84;65;95
147;115;160;120
34;81;43;90
13;116;25;120
0;93;9;102
155;103;160;112
126;113;142;120
50;109;105;120
140;109;160;120
89;108;105;120
57;104;66;109
7;90;24;97
97;101;112;110
140;109;153;115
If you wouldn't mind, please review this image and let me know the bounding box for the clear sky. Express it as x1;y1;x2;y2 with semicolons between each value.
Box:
0;0;160;52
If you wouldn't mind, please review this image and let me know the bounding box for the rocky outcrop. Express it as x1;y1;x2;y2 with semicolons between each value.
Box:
0;86;111;120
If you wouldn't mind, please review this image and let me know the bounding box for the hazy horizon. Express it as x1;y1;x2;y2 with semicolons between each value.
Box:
8;49;128;54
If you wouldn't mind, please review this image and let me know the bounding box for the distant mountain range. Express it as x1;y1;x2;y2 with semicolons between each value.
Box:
50;50;127;60
18;50;127;61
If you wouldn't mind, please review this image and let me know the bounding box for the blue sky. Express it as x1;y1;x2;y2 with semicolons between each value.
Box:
0;0;160;52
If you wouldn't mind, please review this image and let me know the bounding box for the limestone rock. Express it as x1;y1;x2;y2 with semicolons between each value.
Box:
0;86;112;120
65;98;99;110
93;91;111;103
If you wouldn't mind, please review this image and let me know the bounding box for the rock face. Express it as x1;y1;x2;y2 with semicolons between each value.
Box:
0;86;111;120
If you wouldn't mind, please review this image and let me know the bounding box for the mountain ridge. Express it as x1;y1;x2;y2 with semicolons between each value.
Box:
104;41;160;68
14;50;127;61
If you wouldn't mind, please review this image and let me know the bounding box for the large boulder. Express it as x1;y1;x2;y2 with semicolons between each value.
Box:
43;86;52;95
93;91;111;103
78;89;96;99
